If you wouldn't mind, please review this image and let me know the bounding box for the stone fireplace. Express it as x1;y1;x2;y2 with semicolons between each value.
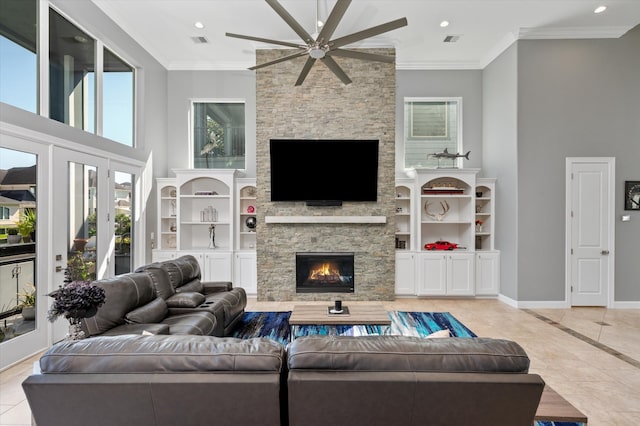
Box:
255;48;397;301
296;252;355;293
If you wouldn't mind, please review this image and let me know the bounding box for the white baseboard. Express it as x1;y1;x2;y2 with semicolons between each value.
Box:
498;294;570;309
611;301;640;309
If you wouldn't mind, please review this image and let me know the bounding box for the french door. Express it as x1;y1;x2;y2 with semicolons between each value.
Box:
51;148;109;341
0;138;50;370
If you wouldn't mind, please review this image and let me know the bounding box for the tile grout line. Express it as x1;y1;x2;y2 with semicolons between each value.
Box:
523;309;640;369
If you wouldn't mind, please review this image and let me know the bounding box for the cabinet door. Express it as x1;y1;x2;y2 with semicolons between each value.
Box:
235;252;257;295
203;252;233;282
151;250;176;263
447;253;475;295
395;252;415;295
417;254;447;295
476;252;500;295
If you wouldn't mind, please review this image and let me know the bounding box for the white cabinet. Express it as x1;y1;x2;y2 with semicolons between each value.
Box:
235;251;257;295
395;252;415;295
156;178;177;250
236;179;257;250
395;180;413;251
203;252;233;282
182;251;233;282
416;169;479;253
177;170;237;251
151;250;177;263
475;251;500;295
417;253;474;296
475;178;496;251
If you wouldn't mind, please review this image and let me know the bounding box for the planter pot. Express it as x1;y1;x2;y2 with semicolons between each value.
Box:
7;235;21;244
21;235;32;243
21;306;35;321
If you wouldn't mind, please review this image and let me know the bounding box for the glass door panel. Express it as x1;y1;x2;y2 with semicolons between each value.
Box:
114;171;133;274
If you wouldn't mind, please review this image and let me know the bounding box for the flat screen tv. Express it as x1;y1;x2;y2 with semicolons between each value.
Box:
270;139;379;206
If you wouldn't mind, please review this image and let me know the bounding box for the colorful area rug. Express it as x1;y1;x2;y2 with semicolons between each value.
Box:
230;310;476;346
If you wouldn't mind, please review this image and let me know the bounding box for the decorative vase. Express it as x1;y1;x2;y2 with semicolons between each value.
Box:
245;216;257;231
21;306;36;321
67;318;85;341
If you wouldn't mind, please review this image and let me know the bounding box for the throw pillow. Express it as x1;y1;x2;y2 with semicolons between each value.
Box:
166;292;205;308
426;329;450;338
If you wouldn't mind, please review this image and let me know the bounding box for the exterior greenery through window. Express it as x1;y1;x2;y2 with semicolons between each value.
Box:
404;98;462;169
192;102;245;169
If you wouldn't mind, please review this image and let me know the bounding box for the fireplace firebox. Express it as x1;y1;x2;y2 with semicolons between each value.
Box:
296;252;355;293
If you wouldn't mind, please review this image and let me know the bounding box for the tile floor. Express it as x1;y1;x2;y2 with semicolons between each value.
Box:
1;298;639;425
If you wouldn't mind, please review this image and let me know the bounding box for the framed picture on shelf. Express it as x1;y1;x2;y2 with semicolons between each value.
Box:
624;181;640;210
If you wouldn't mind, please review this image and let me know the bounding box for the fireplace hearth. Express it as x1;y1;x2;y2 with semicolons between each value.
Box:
296;252;355;293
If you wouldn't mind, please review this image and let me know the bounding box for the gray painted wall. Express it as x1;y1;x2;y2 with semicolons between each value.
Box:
482;44;519;300
516;25;640;302
395;70;483;175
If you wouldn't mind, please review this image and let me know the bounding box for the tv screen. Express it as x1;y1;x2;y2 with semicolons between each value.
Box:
270;139;379;205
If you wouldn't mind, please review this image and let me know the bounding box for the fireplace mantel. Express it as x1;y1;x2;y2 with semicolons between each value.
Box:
265;216;387;224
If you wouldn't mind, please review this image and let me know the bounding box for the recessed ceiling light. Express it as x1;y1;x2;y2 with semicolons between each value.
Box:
317;20;324;28
594;6;607;14
440;20;450;28
194;22;205;29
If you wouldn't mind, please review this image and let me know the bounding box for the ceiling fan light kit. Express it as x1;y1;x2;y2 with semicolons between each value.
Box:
226;0;408;86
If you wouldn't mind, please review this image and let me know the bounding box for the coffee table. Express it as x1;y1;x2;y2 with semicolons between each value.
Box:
289;304;391;341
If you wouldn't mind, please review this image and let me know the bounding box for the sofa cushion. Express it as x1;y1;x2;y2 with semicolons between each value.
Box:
175;279;204;294
134;263;175;300
288;336;531;373
125;297;168;324
161;255;203;292
39;335;285;373
82;272;157;337
166;292;205;308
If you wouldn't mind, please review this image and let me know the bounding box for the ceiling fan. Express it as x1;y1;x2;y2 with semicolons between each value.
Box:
226;0;408;86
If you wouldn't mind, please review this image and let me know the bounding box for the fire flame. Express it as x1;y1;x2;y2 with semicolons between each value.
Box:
309;262;341;283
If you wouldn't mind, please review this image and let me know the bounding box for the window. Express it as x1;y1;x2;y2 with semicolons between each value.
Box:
192;102;245;169
103;49;134;146
0;0;38;112
49;9;96;132
0;207;9;220
404;98;462;169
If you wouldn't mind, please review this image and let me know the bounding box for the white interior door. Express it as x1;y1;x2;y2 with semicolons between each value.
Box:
566;158;614;307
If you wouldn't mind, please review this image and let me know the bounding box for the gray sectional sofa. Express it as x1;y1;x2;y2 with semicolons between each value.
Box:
81;255;246;337
23;334;545;426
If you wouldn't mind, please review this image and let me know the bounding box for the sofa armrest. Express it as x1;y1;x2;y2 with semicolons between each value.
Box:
202;281;233;294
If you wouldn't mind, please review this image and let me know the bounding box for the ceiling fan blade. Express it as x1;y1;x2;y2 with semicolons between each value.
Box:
329;17;408;49
226;32;302;49
249;50;308;70
327;48;394;63
266;0;314;44
295;57;317;86
316;0;351;43
320;56;352;85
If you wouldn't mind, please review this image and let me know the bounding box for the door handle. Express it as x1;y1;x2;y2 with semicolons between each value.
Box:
601;250;610;255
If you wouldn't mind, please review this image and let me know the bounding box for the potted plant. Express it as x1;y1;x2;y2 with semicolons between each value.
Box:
6;228;21;244
48;252;103;339
15;214;35;243
18;285;36;321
